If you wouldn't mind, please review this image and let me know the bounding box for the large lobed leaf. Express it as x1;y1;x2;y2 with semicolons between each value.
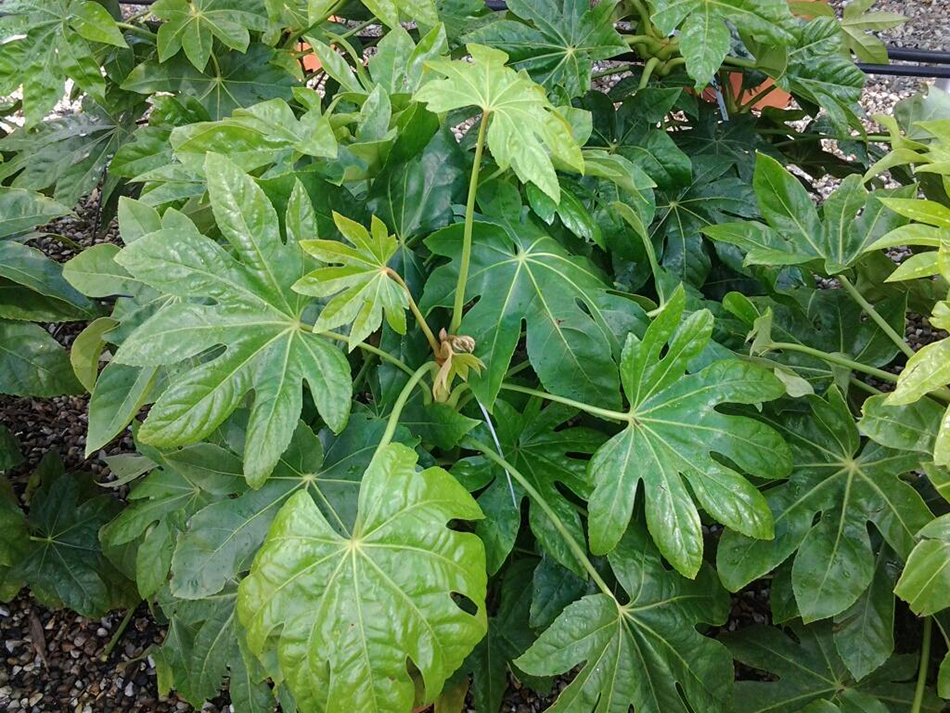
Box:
587;287;790;578
718;388;932;623
413;44;583;202
516;522;733;713
238;442;487;713
111;154;352;486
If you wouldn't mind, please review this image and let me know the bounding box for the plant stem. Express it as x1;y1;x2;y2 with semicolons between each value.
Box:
912;617;933;713
639;57;661;88
468;438;615;598
766;342;898;382
839;275;915;359
660;57;685;75
377;362;437;452
386;268;441;356
117;22;156;40
339;18;375;40
499;383;630;422
738;83;778;112
722;55;757;69
100;606;137;662
320;331;413;375
451;111;490;335
629;0;660;38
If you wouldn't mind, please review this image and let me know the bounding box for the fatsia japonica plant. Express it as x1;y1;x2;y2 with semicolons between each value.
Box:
3;0;950;710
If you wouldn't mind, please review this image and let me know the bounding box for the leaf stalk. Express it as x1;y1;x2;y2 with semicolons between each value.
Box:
451;111;491;335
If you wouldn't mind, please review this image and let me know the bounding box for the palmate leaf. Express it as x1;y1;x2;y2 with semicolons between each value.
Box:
13;453;133;617
238;443;487;713
463;0;627;99
0;0;127;125
587;287;790;578
294;212;410;351
582;89;692;190
99;439;246;598
840;0;905;64
413;44;583;202
704;154;910;274
122;44;296;120
420;217;632;410
650;0;796;87
651;155;756;287
717;388;932;623
0;100;146;208
171;414;406;599
724;621;943;713
516;522;733;713
776;18;865;130
152;0;268;71
309;0;438;29
111;155;352;487
455;399;606;576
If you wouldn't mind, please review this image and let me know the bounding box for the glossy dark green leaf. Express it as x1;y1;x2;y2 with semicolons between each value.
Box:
0;188;70;238
14;454;132;617
239;443;487;713
367;127;468;241
588;288;789;577
717;388;932;622
456;399;605;576
464;0;627;99
421;218;627;409
122;44;295;120
516;522;733;713
724;621;941;712
0;240;96;321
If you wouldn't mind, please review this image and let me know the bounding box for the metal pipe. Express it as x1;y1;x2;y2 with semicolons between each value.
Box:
857;63;950;79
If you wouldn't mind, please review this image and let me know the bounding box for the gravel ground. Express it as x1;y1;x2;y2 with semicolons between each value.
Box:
3;3;950;711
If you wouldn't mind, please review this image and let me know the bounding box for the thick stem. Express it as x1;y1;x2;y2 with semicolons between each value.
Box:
766;342;898;382
451;111;490;335
722;55;757;69
839;275;915;359
117;22;156;40
468;438;615;599
738;83;778;113
386;268;441;356
499;383;630;422
912;617;933;713
376;362;438;454
639;57;661;89
629;0;660;38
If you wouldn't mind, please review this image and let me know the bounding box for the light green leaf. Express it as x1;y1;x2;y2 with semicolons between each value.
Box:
588;287;788;577
516;522;733;713
63;244;141;298
651;0;795;87
294;212;410;351
414;44;583;202
895;514;950;616
70;317;118;392
239;443;487;713
112;154;352;485
85;363;159;455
